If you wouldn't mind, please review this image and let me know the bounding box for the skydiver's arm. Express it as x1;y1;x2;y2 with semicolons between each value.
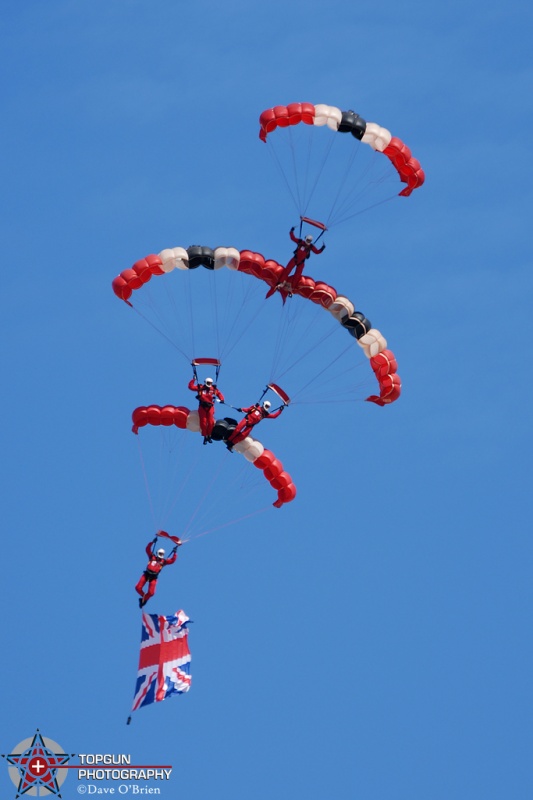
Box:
165;552;178;566
188;379;198;391
310;243;325;254
146;541;154;558
267;407;284;419
289;229;299;244
216;389;225;403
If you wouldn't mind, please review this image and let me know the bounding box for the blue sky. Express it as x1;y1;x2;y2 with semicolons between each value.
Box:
1;1;532;798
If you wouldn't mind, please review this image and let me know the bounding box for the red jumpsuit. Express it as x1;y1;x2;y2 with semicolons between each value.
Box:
227;404;284;447
266;229;325;300
135;540;177;607
188;380;225;438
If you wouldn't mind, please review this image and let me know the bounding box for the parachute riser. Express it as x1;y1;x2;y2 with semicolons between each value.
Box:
191;358;221;386
312;228;325;245
257;382;290;411
257;385;269;404
298;216;326;246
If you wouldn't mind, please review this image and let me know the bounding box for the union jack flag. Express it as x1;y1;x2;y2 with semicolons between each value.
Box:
132;610;191;712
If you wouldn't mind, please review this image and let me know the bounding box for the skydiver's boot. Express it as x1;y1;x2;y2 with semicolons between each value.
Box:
203;436;209;445
139;597;144;609
287;275;297;298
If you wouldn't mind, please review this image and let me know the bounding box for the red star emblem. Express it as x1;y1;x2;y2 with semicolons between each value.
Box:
2;730;73;798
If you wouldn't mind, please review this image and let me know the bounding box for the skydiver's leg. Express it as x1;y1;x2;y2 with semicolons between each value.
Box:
265;257;296;299
289;260;306;291
227;419;245;445
227;419;248;446
228;423;253;447
271;286;289;305
143;579;158;605
205;406;215;440
135;575;146;597
198;406;210;438
279;257;296;283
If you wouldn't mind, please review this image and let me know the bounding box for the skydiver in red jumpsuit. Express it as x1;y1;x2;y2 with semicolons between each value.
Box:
226;400;285;450
188;376;225;444
135;538;180;608
266;227;326;302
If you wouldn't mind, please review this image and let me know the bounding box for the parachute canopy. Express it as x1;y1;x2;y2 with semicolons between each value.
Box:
157;530;182;547
259;102;425;197
191;357;221;383
132;404;297;509
113;246;400;406
267;383;291;405
191;357;220;367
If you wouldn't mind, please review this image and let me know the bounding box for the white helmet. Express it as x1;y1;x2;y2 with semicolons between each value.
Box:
305;234;313;243
263;400;271;410
205;377;213;386
157;548;165;558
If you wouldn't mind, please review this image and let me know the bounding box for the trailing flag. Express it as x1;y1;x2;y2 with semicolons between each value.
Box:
132;610;191;713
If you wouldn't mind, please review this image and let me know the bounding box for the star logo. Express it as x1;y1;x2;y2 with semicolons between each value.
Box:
2;730;74;798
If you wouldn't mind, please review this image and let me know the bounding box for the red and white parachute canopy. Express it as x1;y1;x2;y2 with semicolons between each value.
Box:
113;246;400;406
131;404;296;509
259;102;424;197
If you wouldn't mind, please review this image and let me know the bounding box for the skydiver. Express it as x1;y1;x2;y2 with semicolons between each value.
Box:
135;536;180;608
188;376;225;444
266;227;326;303
226;400;285;450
